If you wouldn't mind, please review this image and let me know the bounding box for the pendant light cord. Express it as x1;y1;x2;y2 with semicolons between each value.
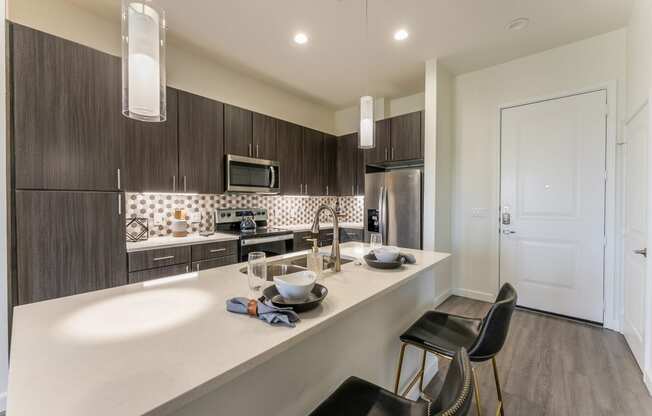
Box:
364;0;369;97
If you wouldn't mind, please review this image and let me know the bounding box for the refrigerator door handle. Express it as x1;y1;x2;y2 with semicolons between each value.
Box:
378;185;384;240
383;185;389;243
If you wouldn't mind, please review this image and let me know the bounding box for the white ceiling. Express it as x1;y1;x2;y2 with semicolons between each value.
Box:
70;0;633;109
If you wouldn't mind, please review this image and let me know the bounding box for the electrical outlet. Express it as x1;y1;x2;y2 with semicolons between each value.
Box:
154;213;166;226
190;212;201;223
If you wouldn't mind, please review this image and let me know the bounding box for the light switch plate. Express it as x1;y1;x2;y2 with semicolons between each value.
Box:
471;208;489;218
154;213;166;226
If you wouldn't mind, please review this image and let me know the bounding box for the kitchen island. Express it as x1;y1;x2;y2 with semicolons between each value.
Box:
7;243;450;416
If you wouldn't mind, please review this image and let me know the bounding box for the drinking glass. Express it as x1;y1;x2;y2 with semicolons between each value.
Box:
370;233;383;251
247;252;267;296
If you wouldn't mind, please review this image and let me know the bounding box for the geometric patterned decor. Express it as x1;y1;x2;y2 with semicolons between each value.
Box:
125;193;365;237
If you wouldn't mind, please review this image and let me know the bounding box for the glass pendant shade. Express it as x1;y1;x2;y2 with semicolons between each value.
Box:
122;0;166;122
359;95;375;149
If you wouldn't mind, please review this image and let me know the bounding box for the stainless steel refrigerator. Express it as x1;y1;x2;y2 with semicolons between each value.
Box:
364;168;423;249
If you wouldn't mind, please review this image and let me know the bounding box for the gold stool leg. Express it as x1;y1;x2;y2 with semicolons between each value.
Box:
472;366;482;416
394;343;407;394
418;350;427;392
491;357;505;416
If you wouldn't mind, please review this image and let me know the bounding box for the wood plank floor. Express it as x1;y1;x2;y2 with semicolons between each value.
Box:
423;296;652;415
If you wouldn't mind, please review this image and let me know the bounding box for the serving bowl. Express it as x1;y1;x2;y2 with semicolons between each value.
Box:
273;270;317;301
373;246;400;263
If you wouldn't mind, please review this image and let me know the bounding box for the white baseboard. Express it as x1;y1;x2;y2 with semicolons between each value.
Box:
451;288;495;303
433;289;452;308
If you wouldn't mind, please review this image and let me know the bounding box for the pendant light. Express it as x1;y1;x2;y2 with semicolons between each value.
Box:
121;0;167;122
358;0;375;149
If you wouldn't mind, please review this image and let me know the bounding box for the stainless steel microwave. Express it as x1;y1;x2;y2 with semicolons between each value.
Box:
226;154;280;193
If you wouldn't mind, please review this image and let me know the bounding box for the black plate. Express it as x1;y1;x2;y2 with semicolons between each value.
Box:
364;253;403;269
263;283;328;313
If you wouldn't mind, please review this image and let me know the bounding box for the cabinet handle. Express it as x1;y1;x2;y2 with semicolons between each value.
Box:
249;143;252;157
385;148;388;160
195;263;200;272
300;184;303;194
186;264;190;273
172;175;176;192
183;176;187;193
209;248;226;253
256;144;259;158
305;184;308;195
153;255;174;261
352;185;354;195
391;147;395;160
326;185;329;195
118;193;122;216
117;168;121;190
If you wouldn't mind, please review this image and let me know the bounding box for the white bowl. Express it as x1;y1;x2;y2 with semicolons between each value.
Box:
373;246;400;263
274;271;317;300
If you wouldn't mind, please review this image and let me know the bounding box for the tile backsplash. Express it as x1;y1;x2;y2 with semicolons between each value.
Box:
126;193;365;237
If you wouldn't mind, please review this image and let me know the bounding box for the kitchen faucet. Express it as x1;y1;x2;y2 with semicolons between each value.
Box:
311;204;341;272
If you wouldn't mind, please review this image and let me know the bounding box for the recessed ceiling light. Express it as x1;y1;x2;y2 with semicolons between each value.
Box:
506;17;529;31
294;33;309;45
393;29;409;41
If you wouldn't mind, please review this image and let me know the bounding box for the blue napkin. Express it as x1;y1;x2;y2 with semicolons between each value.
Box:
226;297;300;328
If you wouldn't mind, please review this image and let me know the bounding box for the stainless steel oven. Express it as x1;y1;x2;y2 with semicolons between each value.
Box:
226;154;280;193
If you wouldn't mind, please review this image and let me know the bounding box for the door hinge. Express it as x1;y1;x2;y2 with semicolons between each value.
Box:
604;170;608;182
605;103;609;117
603;236;607;247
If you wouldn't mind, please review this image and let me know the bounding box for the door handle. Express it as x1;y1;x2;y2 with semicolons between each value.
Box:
634;248;647;258
502;229;516;235
269;166;275;188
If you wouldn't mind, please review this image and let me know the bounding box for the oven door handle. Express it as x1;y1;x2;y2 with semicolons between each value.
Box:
241;234;293;246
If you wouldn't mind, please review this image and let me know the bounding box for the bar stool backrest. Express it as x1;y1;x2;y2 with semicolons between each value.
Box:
432;348;474;416
468;283;517;361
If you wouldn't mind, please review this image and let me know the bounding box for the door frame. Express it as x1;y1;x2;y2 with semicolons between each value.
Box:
495;81;618;330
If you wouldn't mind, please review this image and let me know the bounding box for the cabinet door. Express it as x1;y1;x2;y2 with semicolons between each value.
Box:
390;112;422;161
323;134;338;196
277;120;304;195
15;190;127;304
224;104;253;157
294;231;315;251
129;264;190;284
12;24;123;191
356;142;365;196
364;119;391;165
124;87;179;192
253;113;277;160
178;91;224;194
337;133;357;196
303;128;324;196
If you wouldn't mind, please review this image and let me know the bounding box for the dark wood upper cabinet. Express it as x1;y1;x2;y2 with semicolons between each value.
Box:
123;87;179;192
356;140;365;196
277;120;303;195
390;111;422;161
224;104;253;158
337;133;357;196
302;128;324;196
12;24;124;191
252;113;277;160
178;90;224;194
15;190;127;304
365;119;391;165
323;134;338;196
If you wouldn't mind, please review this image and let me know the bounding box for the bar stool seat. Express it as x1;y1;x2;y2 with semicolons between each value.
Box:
310;348;474;416
400;311;482;359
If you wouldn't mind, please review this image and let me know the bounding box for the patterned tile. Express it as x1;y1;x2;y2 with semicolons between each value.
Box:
126;193;364;237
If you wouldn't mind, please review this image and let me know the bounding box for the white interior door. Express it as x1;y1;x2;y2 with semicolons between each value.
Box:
500;90;607;323
622;106;648;369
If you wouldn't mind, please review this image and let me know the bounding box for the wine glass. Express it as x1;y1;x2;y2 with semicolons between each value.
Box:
247;252;267;297
370;233;383;251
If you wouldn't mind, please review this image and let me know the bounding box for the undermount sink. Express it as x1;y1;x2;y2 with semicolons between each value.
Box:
238;253;355;280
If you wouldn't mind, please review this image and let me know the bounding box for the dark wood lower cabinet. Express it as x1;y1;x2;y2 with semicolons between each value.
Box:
191;256;238;272
128;263;190;284
15;190;127;304
340;228;364;242
128;246;190;272
294;231;315;251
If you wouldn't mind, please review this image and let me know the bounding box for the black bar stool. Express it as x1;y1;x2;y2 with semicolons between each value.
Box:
309;348;474;416
394;284;517;416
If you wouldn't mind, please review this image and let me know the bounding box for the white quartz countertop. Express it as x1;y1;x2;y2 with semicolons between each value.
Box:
126;232;239;253
7;243;450;416
279;222;364;232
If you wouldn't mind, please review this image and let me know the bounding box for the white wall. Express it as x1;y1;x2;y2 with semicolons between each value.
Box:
451;29;627;301
7;0;336;134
